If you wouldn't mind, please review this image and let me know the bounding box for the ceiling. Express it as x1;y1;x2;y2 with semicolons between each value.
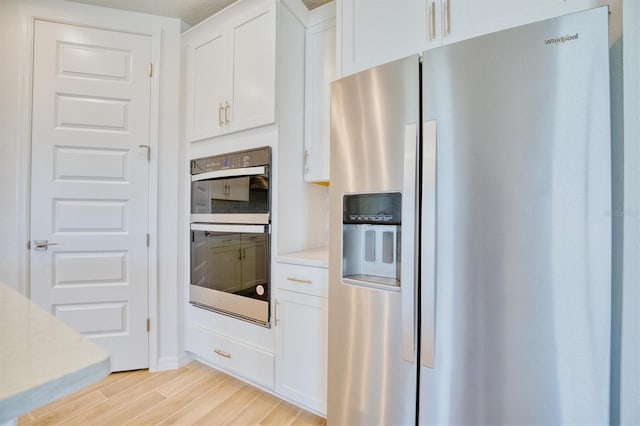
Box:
68;0;332;27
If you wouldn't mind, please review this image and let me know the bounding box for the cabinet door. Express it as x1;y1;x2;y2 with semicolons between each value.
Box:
275;290;328;415
341;0;427;76
241;234;267;289
209;244;242;292
226;176;250;201
447;0;562;44
209;179;228;201
186;31;227;141
304;19;335;183
228;5;276;132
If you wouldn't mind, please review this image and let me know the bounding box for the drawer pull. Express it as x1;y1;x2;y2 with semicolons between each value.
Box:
287;277;312;284
214;349;231;359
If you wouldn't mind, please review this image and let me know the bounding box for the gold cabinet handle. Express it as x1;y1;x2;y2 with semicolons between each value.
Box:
275;299;280;326
444;0;451;36
214;349;231;359
287;277;312;284
224;101;230;125
218;103;224;127
429;2;436;41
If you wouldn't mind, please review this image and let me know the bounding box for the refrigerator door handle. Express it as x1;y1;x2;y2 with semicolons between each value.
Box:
421;120;437;368
401;123;418;363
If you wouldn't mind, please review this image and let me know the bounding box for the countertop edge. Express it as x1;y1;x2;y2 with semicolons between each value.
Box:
0;355;110;423
274;247;329;268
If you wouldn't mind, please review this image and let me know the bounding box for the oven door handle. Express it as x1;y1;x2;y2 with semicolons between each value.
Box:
191;166;266;182
190;223;268;234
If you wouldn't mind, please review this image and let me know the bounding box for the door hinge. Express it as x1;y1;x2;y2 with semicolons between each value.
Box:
146;318;150;332
148;63;153;77
146;234;150;247
27;241;31;250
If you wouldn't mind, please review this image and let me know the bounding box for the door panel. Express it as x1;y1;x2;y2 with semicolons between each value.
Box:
58;42;132;80
54;147;128;181
419;8;611;424
328;55;420;425
30;20;151;371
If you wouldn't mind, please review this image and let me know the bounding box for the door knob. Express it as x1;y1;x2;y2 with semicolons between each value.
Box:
32;240;61;251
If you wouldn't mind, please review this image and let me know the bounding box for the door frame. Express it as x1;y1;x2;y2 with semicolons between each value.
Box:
16;3;162;370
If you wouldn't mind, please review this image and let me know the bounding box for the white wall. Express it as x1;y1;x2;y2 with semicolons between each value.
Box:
0;0;184;371
0;0;21;291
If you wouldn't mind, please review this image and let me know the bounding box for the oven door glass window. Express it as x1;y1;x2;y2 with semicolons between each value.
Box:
191;172;269;215
191;230;269;302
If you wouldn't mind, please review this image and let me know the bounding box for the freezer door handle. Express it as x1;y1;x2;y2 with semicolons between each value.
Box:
421;120;437;368
401;124;418;363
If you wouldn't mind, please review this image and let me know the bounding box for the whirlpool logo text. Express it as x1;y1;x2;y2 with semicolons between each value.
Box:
544;33;579;45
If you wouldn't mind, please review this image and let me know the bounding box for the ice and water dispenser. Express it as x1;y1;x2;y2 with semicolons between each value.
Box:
342;193;402;288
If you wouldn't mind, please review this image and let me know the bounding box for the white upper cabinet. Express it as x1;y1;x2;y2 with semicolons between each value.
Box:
304;4;336;183
229;9;277;132
188;28;227;140
340;0;428;77
447;0;567;45
338;0;622;77
183;0;276;142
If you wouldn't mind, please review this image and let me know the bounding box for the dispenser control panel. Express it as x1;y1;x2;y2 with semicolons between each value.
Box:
343;192;401;225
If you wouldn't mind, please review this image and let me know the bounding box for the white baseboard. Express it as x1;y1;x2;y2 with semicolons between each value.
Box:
154;352;193;372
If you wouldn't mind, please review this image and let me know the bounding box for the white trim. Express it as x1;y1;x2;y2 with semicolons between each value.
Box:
147;26;162;373
335;0;343;78
17;1;165;371
191;166;267;181
306;0;335;27
16;5;34;298
621;0;640;423
281;0;310;26
190;223;268;233
155;352;193;372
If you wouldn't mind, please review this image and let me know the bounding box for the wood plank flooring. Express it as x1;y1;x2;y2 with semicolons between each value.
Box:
18;361;326;426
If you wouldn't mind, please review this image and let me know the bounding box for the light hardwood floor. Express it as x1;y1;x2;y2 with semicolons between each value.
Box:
18;361;326;426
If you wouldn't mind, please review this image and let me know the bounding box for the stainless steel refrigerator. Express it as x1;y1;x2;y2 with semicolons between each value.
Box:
328;7;611;425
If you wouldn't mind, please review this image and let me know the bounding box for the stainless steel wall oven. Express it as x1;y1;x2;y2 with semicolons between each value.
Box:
190;147;271;326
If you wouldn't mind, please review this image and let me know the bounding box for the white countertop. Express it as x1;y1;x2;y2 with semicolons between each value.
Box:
0;283;110;423
274;246;329;268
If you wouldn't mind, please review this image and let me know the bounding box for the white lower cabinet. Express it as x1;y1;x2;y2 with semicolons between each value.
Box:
187;322;275;389
275;288;328;415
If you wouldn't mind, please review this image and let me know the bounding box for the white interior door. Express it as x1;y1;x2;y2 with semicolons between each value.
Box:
30;20;152;372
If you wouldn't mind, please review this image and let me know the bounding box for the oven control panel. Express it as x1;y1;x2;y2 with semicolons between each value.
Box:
191;146;270;174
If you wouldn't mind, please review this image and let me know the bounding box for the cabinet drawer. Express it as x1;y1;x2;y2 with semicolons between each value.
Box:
188;324;274;389
273;262;328;298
